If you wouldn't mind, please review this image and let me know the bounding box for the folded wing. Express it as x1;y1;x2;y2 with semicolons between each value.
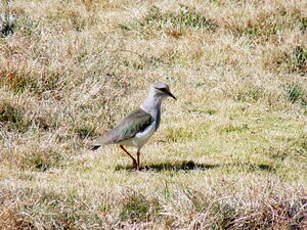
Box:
92;108;153;147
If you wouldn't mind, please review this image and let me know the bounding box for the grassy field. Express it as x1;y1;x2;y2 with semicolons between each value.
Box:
0;0;306;229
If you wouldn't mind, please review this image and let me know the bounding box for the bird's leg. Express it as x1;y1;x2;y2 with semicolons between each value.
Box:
120;145;137;169
136;150;141;171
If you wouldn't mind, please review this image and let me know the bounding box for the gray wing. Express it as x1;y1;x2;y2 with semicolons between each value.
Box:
91;108;153;148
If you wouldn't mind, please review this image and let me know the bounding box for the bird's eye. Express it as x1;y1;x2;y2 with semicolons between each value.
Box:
159;88;168;93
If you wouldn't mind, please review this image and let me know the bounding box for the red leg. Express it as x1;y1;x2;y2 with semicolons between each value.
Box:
120;145;137;169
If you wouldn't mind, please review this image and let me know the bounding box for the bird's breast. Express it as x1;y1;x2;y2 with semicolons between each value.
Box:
135;121;156;139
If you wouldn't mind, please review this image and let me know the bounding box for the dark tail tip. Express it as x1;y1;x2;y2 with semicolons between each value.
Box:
90;145;101;151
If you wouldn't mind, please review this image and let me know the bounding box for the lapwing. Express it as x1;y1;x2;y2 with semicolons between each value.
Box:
90;82;176;170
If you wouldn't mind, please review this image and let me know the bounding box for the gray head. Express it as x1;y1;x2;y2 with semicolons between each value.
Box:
149;82;177;100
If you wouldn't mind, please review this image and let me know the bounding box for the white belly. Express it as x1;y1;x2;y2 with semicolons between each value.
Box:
119;121;156;149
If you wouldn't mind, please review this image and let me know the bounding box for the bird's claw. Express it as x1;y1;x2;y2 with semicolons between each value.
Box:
132;160;141;171
132;160;137;170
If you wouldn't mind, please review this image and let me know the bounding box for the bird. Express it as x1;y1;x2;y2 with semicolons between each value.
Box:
90;82;176;170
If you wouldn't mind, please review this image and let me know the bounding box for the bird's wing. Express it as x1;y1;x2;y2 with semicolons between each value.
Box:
93;108;153;146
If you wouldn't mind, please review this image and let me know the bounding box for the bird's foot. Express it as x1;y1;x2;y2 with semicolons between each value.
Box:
132;160;138;170
132;161;142;171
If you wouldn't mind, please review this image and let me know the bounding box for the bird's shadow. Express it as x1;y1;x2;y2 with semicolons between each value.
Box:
115;160;219;172
114;160;276;173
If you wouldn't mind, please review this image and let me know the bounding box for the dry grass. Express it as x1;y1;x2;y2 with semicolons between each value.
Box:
0;0;306;229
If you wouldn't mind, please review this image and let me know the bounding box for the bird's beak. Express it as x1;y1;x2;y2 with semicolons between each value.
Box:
167;91;177;100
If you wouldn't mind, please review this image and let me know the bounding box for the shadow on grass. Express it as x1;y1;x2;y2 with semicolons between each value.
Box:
224;162;277;173
256;163;275;172
250;163;277;173
115;160;277;173
115;160;219;172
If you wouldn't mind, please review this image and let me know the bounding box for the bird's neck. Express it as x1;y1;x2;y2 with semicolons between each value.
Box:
140;94;163;119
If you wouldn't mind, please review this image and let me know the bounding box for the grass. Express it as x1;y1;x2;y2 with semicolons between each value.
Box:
0;101;26;131
119;5;217;39
287;83;306;105
143;5;217;30
0;0;306;229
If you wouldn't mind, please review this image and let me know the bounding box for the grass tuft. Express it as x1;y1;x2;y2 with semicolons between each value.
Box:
120;5;216;38
144;5;217;30
292;46;307;73
0;71;31;93
120;192;150;222
242;20;279;39
235;86;268;103
74;126;96;139
211;202;237;229
217;124;249;133
163;126;194;142
286;83;306;105
0;101;26;131
21;148;63;171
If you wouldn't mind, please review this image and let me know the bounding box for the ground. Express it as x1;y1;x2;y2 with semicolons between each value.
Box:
0;0;306;229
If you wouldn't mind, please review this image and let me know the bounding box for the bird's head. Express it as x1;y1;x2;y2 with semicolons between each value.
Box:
150;82;177;100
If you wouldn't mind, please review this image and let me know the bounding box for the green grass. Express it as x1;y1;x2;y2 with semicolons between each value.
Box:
0;101;26;131
120;192;151;222
119;5;216;39
143;5;216;30
286;83;306;105
0;0;306;229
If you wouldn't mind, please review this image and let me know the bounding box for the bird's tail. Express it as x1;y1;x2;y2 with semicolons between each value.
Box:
90;145;101;151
